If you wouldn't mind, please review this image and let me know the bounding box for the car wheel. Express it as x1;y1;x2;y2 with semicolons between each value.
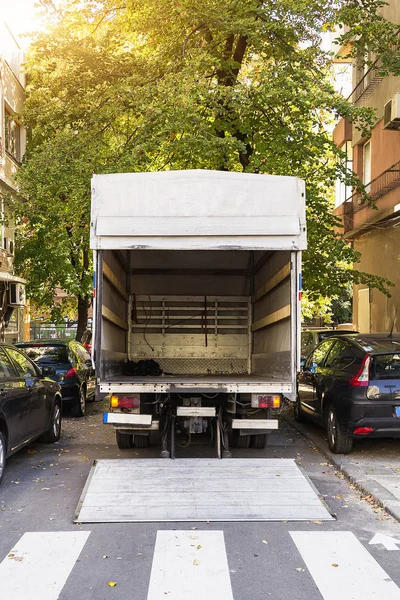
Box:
326;405;353;454
116;430;133;449
250;433;269;449
71;387;86;418
134;435;149;449
0;431;5;486
41;399;62;443
294;396;308;423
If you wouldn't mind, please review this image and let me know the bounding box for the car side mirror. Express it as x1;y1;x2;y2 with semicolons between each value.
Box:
42;366;56;377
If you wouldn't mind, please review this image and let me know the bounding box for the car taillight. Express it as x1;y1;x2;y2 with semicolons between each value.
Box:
349;355;370;387
354;427;373;435
110;395;140;410
64;368;77;379
251;394;281;409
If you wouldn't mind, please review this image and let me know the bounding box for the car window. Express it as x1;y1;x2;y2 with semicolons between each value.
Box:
370;353;400;380
324;341;350;368
20;345;69;364
6;347;38;378
306;339;335;368
0;348;16;378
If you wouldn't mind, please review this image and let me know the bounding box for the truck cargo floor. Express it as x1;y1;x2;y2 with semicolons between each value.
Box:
74;458;333;523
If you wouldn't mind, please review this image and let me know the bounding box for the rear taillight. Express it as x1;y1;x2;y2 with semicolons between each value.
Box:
251;394;281;409
354;427;373;435
111;395;140;410
350;355;370;387
64;368;77;379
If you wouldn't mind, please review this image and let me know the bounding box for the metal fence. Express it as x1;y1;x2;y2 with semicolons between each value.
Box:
29;321;91;341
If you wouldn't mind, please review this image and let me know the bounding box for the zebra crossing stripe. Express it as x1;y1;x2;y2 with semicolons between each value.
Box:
147;530;234;600
290;531;400;600
0;531;90;600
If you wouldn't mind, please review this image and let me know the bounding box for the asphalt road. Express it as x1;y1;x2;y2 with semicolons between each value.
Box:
1;399;400;600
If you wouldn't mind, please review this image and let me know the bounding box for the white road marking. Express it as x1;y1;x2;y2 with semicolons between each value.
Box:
369;533;400;551
147;530;234;600
0;531;90;600
290;531;400;600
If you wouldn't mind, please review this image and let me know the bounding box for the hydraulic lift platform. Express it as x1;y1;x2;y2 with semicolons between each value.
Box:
74;458;334;523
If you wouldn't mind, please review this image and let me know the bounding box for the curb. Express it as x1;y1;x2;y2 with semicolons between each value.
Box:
284;415;400;524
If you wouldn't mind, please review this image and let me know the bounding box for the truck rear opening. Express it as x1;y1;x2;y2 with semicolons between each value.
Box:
90;170;306;457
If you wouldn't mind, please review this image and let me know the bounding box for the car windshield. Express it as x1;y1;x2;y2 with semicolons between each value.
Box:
22;345;69;364
370;353;400;380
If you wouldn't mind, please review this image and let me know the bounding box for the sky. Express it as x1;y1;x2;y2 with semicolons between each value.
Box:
2;0;44;45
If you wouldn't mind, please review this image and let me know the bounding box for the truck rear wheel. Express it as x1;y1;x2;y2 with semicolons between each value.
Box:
116;430;133;449
250;433;268;449
134;435;149;449
232;431;250;449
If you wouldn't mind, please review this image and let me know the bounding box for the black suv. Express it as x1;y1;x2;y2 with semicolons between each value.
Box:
296;333;400;454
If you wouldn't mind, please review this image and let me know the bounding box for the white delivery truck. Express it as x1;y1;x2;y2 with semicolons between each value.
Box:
90;170;306;457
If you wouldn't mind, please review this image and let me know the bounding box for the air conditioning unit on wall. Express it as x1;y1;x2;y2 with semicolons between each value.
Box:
383;93;400;129
9;283;26;306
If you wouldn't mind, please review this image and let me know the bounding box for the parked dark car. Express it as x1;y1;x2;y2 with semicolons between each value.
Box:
16;340;95;418
296;333;400;454
0;343;62;485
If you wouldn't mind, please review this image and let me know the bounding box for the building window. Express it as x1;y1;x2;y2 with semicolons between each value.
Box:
363;140;371;193
335;142;353;207
5;108;21;162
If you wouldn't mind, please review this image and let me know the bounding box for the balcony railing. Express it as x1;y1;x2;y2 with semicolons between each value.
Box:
343;160;400;233
349;58;383;104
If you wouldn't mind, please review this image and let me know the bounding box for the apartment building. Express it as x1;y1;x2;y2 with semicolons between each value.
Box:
0;22;27;342
333;2;400;333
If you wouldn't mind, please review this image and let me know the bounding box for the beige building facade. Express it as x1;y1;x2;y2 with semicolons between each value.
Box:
0;22;27;342
333;2;400;333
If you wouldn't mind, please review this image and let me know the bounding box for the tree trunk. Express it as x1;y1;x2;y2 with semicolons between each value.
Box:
76;296;89;342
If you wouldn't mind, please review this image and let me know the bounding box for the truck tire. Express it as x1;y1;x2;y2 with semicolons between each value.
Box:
232;431;250;449
250;433;268;449
326;405;353;454
116;430;133;449
134;435;149;449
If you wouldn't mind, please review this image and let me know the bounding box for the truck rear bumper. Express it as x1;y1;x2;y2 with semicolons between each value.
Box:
231;419;279;430
100;377;292;395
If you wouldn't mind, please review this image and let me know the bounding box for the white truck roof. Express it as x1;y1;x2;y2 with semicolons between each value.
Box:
90;169;306;251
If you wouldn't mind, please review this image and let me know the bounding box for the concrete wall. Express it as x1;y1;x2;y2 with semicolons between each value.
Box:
353;225;400;333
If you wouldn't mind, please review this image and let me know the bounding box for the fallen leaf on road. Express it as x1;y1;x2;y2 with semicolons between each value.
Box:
103;555;109;559
295;568;302;572
41;488;50;491
189;536;198;540
312;521;323;525
332;564;339;568
262;540;268;545
107;582;117;587
197;545;202;550
193;559;200;566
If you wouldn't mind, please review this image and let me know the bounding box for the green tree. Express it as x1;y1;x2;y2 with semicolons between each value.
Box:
12;0;397;334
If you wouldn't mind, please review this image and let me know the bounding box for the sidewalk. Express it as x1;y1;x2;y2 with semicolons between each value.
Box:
285;413;400;523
